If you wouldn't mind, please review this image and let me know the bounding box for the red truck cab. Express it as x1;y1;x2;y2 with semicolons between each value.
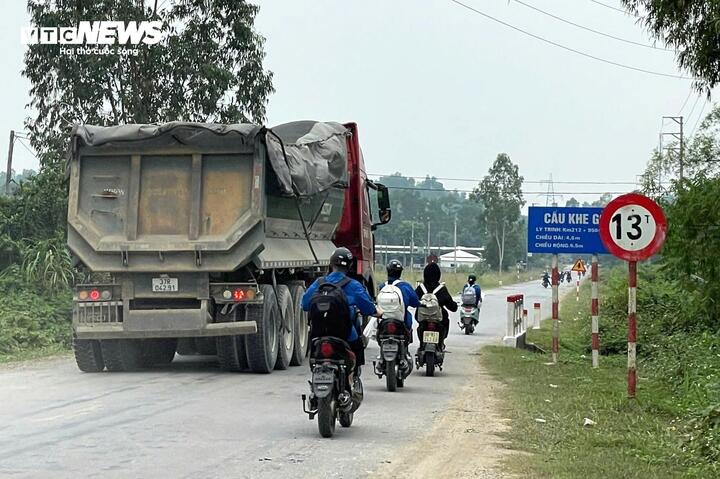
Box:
334;122;391;294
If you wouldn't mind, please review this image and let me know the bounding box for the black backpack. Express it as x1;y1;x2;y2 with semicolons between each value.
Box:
308;277;353;341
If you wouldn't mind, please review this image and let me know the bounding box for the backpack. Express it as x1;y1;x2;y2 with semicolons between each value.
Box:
417;283;444;323
308;277;353;341
377;280;405;321
461;285;477;306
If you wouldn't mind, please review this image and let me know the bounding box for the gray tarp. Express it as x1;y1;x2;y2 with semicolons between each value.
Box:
71;120;349;198
266;120;349;197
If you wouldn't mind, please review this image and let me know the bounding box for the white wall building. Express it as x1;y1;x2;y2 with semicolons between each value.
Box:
438;247;482;269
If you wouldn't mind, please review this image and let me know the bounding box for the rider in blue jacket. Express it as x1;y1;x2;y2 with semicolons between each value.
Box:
378;260;420;332
464;274;482;306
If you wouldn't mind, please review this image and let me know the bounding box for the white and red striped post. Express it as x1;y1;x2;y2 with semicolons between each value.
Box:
628;261;638;398
576;279;580;301
591;254;599;368
551;254;559;363
533;302;541;329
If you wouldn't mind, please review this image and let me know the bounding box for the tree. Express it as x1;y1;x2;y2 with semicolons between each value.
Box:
471;154;524;276
621;1;720;91
565;197;580;207
23;0;274;167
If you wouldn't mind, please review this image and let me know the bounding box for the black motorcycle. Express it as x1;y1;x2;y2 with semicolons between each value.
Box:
415;319;444;376
373;317;411;391
302;337;363;438
542;277;550;288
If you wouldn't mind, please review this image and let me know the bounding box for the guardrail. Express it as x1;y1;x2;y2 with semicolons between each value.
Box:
503;293;527;348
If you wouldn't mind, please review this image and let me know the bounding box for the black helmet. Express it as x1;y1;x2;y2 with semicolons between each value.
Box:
386;259;403;277
467;274;477;284
330;247;353;272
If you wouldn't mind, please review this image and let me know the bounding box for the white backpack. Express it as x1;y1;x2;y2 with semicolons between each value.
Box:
418;283;444;323
461;285;477;305
377;280;405;321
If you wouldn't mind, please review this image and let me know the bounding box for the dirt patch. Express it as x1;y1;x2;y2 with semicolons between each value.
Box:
371;354;515;479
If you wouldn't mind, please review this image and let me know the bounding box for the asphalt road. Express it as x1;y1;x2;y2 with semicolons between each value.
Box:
0;276;578;479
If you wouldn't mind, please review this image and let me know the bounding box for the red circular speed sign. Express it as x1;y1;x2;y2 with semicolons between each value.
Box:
599;193;667;261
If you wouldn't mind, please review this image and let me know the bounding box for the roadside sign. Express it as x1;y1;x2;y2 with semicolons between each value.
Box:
598;193;667;261
528;206;607;254
571;259;586;273
598;193;667;399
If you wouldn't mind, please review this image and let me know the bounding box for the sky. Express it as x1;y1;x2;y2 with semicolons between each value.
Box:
1;0;715;205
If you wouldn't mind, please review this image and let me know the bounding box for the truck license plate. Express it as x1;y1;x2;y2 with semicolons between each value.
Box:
423;331;440;344
152;277;178;292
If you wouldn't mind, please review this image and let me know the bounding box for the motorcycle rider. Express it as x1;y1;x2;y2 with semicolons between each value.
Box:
463;274;482;306
542;271;550;285
378;259;420;338
415;262;457;350
302;247;382;377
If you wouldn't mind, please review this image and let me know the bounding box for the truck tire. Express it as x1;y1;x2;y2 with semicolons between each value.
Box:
72;335;104;372
274;285;294;370
216;306;248;372
245;285;279;374
140;339;177;367
289;284;308;366
101;339;143;372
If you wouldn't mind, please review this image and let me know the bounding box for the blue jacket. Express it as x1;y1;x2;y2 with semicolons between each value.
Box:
378;278;420;330
302;271;377;342
464;283;482;305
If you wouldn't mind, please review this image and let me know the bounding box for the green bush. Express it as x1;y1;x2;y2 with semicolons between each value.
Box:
0;268;72;354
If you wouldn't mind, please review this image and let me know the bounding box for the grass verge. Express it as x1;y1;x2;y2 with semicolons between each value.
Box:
481;282;713;478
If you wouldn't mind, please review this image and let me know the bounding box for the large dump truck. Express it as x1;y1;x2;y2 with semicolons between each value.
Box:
67;121;391;373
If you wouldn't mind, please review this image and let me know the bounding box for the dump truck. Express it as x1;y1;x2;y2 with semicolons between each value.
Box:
67;120;391;373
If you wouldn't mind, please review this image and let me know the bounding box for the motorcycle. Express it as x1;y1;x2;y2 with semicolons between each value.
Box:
459;303;480;334
373;317;412;391
302;336;363;438
415;319;444;376
542;277;550;288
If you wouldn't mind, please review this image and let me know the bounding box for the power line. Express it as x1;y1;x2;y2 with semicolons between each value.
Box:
384;185;630;195
449;0;692;80
367;173;637;185
14;138;39;161
678;88;694;115
690;101;709;136
685;94;702;129
589;0;637;16
512;0;671;51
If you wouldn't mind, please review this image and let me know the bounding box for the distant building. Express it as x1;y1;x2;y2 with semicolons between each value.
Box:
438;247;483;269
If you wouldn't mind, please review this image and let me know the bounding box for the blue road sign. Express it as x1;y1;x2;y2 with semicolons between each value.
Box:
528;206;608;254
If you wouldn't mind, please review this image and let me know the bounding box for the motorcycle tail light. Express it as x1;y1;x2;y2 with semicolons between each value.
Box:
386;321;398;334
426;322;437;331
319;342;334;358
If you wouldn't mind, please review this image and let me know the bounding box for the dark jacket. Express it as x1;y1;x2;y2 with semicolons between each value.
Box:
414;263;457;322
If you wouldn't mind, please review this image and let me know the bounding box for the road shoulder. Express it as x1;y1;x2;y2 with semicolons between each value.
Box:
371;350;513;479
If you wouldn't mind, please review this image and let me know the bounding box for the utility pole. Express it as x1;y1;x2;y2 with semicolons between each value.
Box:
662;116;684;180
453;216;458;273
5;130;15;195
410;222;415;272
427;220;431;258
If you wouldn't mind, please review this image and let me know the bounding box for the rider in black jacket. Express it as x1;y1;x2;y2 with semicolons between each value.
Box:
415;262;457;348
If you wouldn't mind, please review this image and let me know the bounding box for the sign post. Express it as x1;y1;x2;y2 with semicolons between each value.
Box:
591;254;600;368
599;193;667;398
528;207;607;363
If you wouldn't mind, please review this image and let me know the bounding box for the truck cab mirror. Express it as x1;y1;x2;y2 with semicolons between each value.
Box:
375;183;391;226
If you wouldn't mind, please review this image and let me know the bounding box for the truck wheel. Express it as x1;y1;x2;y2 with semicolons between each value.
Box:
216;306;248;372
289;284;308;366
101;339;143;372
274;285;294;370
72;335;104;372
245;285;279;374
140;339;177;367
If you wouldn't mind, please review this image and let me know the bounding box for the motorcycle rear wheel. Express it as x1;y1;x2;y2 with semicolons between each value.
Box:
339;411;354;427
318;396;337;438
385;359;397;392
425;351;435;377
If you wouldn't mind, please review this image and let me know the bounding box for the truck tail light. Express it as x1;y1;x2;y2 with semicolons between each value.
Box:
233;289;245;301
89;290;100;301
78;290;89;300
